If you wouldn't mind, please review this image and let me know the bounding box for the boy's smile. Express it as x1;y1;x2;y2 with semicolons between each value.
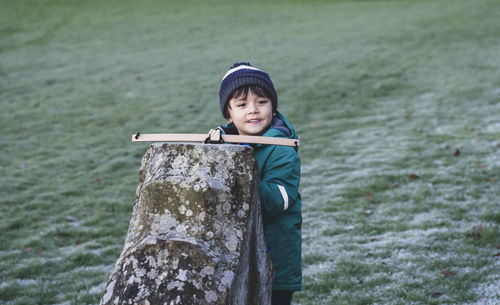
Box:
227;90;273;136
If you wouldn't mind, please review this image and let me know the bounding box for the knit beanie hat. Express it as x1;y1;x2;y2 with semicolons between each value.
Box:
219;62;278;119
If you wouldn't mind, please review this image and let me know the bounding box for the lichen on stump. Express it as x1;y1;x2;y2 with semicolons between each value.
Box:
100;143;273;305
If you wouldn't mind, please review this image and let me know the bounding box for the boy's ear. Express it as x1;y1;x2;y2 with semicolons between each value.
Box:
228;118;233;124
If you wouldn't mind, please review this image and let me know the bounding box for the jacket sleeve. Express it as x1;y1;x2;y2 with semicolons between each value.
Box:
259;145;301;220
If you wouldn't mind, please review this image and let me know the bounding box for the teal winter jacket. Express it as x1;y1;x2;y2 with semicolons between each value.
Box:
224;111;302;291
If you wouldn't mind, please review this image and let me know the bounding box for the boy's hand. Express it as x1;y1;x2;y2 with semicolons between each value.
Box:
207;128;222;142
204;128;225;144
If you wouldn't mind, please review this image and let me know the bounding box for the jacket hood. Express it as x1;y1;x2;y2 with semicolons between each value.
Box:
265;111;298;140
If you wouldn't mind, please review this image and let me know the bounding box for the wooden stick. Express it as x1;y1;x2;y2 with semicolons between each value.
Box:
131;133;299;147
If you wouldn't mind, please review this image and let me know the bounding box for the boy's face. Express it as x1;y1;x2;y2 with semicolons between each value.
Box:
227;90;273;136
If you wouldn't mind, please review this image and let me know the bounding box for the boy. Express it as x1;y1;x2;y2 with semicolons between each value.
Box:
218;63;302;305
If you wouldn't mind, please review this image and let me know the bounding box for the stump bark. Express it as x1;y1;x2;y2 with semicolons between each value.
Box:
100;143;273;305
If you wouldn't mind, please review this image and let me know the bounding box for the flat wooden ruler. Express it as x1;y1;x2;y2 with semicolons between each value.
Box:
132;133;299;147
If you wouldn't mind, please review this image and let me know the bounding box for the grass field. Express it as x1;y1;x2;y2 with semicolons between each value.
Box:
1;0;500;304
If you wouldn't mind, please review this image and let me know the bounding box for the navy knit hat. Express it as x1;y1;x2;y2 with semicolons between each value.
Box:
219;62;278;119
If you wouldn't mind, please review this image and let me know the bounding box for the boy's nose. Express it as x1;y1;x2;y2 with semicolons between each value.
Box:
248;102;259;113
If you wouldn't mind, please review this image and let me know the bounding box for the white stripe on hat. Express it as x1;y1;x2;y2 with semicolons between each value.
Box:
277;184;289;211
222;65;263;81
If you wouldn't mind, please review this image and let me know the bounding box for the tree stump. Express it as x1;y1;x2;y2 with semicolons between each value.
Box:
100;143;273;305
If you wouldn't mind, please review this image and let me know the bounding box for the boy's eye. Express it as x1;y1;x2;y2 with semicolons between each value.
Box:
258;100;268;104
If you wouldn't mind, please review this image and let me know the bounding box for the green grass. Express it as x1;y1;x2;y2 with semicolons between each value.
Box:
1;0;500;304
